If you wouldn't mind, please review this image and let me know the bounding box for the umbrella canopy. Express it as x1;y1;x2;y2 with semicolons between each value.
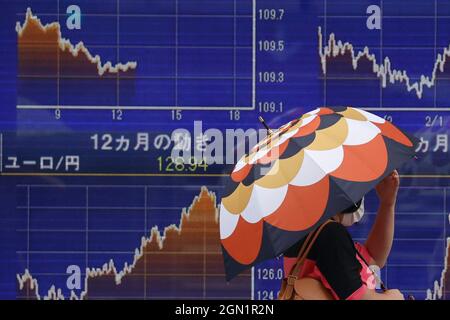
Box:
220;106;418;281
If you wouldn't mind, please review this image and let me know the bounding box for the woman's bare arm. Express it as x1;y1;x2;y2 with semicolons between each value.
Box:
364;170;400;268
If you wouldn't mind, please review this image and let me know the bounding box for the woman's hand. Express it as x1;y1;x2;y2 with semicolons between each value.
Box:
383;289;405;300
362;288;405;300
375;170;400;207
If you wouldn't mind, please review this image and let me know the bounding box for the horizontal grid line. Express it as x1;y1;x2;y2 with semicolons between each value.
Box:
16;207;190;210
385;264;446;267
16;208;446;214
19;44;253;49
14;273;244;277
17;229;149;233
16;13;253;18
320;76;450;80
16;272;251;276
16;296;252;299
319;15;450;18
15;184;450;189
349;46;450;50
16;106;450;111
20;235;446;240
18;75;253;80
16;184;223;188
17;251;222;254
17;206;146;210
16;105;254;110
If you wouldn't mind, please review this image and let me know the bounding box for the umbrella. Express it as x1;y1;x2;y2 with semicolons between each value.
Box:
220;106;418;281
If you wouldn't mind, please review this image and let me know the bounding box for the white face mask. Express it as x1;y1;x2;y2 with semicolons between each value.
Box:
340;198;365;227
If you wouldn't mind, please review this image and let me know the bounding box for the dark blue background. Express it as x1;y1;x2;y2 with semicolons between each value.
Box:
0;0;449;300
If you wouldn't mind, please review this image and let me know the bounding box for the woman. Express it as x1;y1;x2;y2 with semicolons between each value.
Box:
283;170;404;300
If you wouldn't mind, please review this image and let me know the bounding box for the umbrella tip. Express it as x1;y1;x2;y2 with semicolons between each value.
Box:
258;116;273;134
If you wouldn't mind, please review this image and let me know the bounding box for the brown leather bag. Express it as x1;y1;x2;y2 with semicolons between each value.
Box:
278;220;334;300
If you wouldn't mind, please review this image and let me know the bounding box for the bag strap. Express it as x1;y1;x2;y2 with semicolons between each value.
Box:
287;220;332;285
294;227;316;263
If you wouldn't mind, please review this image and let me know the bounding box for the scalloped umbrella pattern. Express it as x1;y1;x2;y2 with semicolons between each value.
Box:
220;106;418;281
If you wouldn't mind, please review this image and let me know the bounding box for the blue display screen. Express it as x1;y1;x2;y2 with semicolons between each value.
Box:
0;0;449;300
